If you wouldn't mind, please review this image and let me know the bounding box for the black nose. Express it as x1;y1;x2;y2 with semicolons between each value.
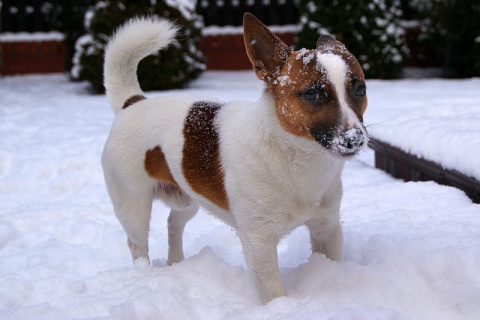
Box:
339;128;364;150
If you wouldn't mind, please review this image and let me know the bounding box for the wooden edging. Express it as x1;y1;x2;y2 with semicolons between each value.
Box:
373;140;480;203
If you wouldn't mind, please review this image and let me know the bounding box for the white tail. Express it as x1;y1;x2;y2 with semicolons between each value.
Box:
103;17;179;115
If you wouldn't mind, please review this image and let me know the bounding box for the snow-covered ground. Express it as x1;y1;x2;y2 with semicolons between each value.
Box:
367;77;480;181
0;72;479;319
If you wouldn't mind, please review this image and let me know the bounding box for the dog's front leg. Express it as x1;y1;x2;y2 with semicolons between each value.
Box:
305;179;343;261
238;230;286;304
306;218;343;261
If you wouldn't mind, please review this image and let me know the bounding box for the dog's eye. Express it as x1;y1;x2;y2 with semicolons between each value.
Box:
299;84;328;103
355;85;366;97
303;89;319;101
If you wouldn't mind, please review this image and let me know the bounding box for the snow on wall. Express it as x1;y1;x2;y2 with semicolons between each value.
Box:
202;24;299;36
0;32;64;43
0;26;297;42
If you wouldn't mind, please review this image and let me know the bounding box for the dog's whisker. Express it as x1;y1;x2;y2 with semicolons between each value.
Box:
367;136;381;151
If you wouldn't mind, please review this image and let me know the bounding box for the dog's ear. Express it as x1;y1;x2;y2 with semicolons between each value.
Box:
243;13;290;83
316;34;347;52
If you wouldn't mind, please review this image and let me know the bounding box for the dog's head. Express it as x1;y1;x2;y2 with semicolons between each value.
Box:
244;13;368;157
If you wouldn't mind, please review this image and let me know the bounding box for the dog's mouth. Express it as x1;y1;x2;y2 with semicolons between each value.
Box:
310;126;368;158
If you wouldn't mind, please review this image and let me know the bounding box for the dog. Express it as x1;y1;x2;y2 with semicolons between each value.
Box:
102;13;368;304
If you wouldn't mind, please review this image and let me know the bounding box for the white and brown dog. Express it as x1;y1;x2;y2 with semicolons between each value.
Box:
102;13;368;304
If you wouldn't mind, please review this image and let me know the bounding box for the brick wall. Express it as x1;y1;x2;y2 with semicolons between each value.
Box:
1;40;66;75
0;33;66;75
0;30;295;75
199;31;295;70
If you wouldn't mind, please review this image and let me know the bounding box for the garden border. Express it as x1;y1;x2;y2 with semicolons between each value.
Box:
374;139;480;203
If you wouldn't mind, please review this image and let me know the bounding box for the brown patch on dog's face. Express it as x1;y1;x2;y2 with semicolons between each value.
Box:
243;13;367;154
144;145;179;188
271;51;335;141
123;95;146;109
182;101;229;211
345;61;368;119
271;40;367;151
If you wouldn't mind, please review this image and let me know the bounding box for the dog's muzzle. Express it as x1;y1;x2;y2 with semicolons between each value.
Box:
334;127;366;156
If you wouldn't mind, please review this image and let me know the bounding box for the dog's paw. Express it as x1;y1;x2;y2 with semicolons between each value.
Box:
134;256;151;272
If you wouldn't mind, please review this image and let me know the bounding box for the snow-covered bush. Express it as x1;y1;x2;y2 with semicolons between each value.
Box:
411;0;480;77
296;0;408;79
71;0;205;93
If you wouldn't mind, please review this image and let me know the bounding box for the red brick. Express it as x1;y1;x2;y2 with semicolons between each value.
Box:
1;32;297;75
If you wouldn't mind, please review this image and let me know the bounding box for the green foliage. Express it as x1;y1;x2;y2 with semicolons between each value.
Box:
296;0;408;79
71;0;205;93
411;0;480;78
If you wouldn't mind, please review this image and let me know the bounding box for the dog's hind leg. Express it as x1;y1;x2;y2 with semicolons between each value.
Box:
115;192;153;263
152;183;198;265
167;203;199;265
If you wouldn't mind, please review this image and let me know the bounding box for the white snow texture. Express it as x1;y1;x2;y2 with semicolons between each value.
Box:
0;72;479;319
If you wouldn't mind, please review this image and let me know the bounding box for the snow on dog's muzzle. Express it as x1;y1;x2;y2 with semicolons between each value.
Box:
334;127;366;156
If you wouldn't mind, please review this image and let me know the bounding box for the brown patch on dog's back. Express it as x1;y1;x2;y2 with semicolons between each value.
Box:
182;101;229;211
123;95;146;109
145;145;179;188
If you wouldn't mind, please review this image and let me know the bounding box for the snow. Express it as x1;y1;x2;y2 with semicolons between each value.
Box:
202;25;299;36
367;78;480;180
0;32;64;42
165;0;197;20
0;72;479;319
70;34;96;79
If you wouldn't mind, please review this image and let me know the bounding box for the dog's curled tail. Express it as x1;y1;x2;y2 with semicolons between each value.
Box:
104;17;179;115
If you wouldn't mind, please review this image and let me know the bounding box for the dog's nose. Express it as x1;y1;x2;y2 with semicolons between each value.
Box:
338;128;364;153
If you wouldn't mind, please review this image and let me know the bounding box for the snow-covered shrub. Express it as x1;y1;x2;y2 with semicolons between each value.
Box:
296;0;408;79
411;0;480;77
71;0;205;93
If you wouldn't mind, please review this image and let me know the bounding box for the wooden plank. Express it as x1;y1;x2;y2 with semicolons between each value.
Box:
374;139;480;203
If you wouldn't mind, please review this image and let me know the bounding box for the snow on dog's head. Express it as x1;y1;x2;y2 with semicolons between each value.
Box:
244;14;368;157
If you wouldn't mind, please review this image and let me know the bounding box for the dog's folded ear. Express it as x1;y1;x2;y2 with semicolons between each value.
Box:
316;34;348;53
243;13;290;84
